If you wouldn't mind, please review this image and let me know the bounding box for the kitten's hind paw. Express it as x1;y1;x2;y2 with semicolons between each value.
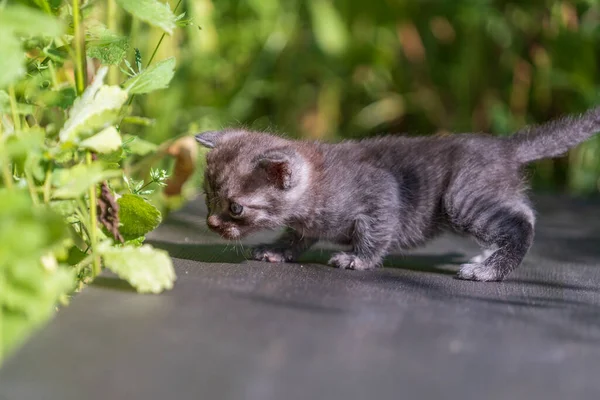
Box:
328;253;375;271
251;246;296;263
468;246;497;263
457;263;501;282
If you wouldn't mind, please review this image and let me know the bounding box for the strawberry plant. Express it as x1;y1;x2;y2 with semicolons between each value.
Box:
0;0;193;362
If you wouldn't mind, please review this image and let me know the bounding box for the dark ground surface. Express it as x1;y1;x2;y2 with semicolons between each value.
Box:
2;196;600;400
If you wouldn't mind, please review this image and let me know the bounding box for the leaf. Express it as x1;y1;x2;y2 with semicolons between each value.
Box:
123;134;158;155
0;190;68;258
0;90;35;114
0;33;26;88
35;87;77;109
121;116;156;126
100;244;176;293
116;0;177;35
64;246;87;266
59;67;128;145
117;194;162;239
0;190;74;360
123;57;176;94
124;236;146;247
308;0;349;56
86;28;130;65
3;264;73;319
3;128;45;161
49;200;78;218
53;163;121;199
0;5;64;37
135;48;143;73
2;266;75;356
80;126;123;153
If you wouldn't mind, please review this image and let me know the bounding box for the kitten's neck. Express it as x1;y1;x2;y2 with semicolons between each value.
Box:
284;144;329;227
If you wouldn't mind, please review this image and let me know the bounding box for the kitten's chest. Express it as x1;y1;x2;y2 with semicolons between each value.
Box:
289;215;354;243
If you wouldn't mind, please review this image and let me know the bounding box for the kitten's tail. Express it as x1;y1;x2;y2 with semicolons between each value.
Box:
509;106;600;164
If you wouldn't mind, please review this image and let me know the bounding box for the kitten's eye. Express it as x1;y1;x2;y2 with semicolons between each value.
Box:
229;202;243;217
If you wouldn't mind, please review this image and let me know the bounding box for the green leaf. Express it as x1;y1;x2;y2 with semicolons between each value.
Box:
0;90;35;114
116;0;177;35
308;0;349;56
63;246;87;266
80;126;123;153
117;194;162;239
123;57;176;94
86;25;130;65
124;236;146;247
53;163;121;199
0;5;64;37
35;87;77;110
2;129;45;175
2;266;75;357
3;128;45;160
121;116;156;126
123;134;158;155
49;200;78;218
59;67;128;145
0;190;68;259
0;189;74;360
100;244;176;293
0;33;26;88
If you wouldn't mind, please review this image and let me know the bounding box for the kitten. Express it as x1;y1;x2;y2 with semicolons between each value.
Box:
195;106;600;281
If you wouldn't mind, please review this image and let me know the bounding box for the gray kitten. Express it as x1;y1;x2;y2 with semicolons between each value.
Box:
196;106;600;281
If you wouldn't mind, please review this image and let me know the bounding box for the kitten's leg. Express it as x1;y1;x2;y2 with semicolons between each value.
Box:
252;228;317;263
456;200;534;281
328;214;393;271
469;244;498;263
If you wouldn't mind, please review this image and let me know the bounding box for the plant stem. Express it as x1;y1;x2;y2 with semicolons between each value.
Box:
48;60;59;90
136;179;156;194
43;169;52;203
0;119;12;189
76;254;94;274
38;0;52;14
125;0;183;108
8;86;21;133
24;169;40;206
0;272;3;362
74;201;93;244
86;152;101;277
107;0;119;85
146;0;183;67
1;161;12;189
72;0;86;95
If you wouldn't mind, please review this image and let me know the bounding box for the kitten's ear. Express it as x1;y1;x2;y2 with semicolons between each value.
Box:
257;148;303;190
194;131;223;148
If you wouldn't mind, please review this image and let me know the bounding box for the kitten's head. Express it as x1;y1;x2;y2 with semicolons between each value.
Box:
195;129;310;240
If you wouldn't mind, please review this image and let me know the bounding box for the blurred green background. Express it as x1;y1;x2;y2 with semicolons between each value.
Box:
113;0;600;194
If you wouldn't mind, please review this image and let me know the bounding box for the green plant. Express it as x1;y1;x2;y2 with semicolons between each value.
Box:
142;0;600;194
0;0;192;362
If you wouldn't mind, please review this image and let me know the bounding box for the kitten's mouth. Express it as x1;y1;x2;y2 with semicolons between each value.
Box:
221;227;241;240
208;224;243;240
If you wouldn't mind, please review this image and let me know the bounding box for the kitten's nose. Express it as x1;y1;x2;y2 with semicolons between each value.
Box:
207;215;221;230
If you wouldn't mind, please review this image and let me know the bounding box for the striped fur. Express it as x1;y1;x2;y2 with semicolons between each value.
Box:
196;106;600;281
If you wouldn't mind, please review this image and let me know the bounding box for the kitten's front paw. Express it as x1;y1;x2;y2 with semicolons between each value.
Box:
251;246;296;263
328;252;375;271
457;263;501;282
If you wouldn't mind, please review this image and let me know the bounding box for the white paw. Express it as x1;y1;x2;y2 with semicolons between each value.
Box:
251;246;295;263
469;247;497;263
469;254;485;263
457;263;500;282
327;253;374;271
